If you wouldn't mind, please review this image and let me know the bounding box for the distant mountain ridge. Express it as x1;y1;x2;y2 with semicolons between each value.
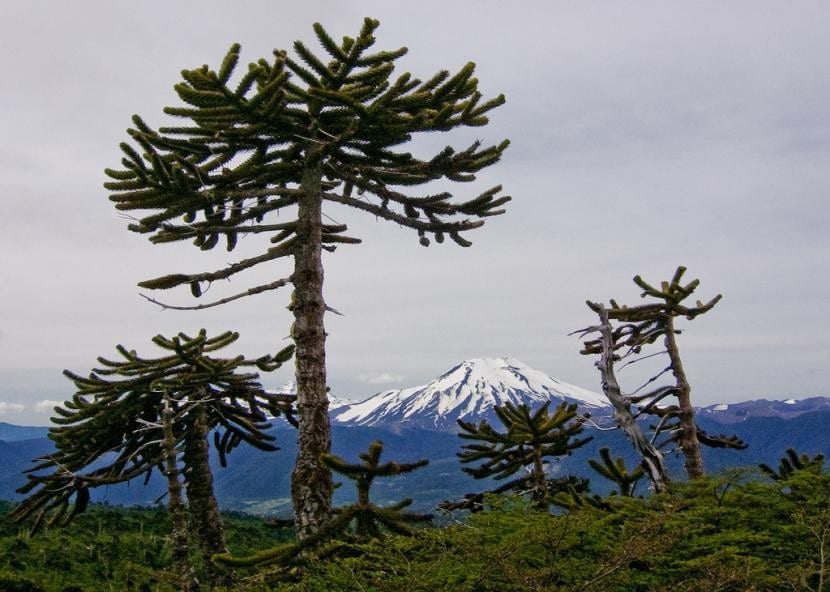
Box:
699;397;830;424
2;358;826;511
2;414;828;512
332;357;609;430
0;422;50;442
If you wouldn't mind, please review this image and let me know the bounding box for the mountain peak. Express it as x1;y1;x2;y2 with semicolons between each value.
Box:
333;358;608;430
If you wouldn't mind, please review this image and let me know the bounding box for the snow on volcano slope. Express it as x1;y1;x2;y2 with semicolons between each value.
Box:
333;358;608;431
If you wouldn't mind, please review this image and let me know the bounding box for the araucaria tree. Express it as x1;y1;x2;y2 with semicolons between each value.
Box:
574;304;670;492
452;401;592;511
216;440;430;569
103;17;510;539
588;447;645;497
579;266;744;482
760;448;825;481
321;440;432;539
13;330;293;586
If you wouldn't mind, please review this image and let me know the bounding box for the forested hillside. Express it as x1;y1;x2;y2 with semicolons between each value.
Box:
3;467;829;591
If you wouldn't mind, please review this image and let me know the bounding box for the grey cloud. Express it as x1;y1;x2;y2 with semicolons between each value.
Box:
2;1;829;424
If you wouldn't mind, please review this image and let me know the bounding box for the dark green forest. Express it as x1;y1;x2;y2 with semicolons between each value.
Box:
3;466;829;591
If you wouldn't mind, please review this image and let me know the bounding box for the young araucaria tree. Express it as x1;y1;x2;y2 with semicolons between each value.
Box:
760;448;826;482
13;330;294;587
588;447;645;497
578;266;744;482
321;440;432;539
449;401;592;512
103;17;510;539
216;440;431;569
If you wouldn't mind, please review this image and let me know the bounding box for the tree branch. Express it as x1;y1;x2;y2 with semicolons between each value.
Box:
138;240;296;290
323;191;484;234
141;277;293;311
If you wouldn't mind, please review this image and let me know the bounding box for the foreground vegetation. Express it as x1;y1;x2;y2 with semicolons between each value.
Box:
0;502;288;592
3;466;828;591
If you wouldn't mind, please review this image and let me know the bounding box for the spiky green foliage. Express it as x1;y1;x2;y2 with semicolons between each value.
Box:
447;401;592;511
586;265;722;324
588;447;645;497
269;469;830;592
216;441;431;569
760;448;825;481
12;330;294;532
104;15;510;540
4;459;830;590
550;483;612;512
321;441;432;539
104;17;510;298
581;266;723;375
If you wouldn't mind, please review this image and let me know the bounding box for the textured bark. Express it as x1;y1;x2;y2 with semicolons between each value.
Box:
595;307;668;492
162;395;199;592
291;159;334;541
532;446;549;511
183;404;229;587
356;477;371;537
664;315;705;479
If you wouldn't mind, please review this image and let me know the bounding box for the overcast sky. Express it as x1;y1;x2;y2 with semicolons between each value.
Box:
2;2;829;424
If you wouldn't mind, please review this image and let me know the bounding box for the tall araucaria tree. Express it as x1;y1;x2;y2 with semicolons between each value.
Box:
103;17;510;538
13;330;294;587
159;391;199;592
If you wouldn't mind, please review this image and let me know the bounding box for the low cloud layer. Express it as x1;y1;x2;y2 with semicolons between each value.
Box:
0;402;25;416
358;373;407;387
33;400;62;414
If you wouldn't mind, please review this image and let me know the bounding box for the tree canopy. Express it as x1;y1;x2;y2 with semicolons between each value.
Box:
13;330;294;533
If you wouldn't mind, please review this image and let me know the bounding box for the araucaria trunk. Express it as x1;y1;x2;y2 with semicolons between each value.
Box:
162;396;198;592
664;316;705;479
183;404;229;586
291;160;334;541
532;447;549;511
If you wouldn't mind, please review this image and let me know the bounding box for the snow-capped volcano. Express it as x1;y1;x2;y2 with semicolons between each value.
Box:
332;357;608;431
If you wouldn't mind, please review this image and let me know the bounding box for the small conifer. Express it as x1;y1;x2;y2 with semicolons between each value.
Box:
321;440;432;539
449;401;592;511
760;448;825;481
588;447;645;497
216;440;430;569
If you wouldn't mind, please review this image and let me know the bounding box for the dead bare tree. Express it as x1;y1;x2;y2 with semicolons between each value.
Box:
574;304;669;492
577;266;744;482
